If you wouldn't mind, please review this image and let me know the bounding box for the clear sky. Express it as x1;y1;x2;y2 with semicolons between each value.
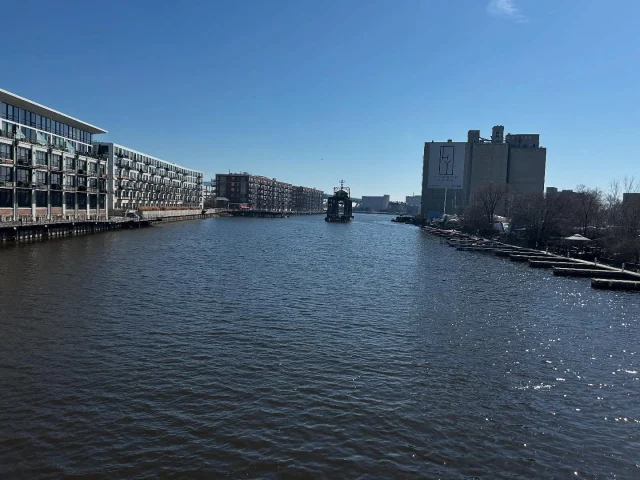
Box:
2;0;638;200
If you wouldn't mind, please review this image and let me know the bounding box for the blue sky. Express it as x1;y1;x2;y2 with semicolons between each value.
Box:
2;0;638;200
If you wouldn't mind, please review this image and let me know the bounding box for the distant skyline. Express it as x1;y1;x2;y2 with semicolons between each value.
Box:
2;0;639;200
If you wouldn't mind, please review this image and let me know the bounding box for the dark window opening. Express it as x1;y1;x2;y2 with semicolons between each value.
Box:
17;189;31;207
36;191;47;207
99;194;105;209
0;189;12;207
65;192;75;209
89;194;97;209
78;194;87;209
50;191;62;207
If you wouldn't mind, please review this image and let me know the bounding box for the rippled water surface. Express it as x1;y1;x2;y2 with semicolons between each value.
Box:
1;214;639;478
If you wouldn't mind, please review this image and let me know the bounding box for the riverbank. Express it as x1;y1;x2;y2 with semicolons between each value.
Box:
0;211;219;245
420;226;640;292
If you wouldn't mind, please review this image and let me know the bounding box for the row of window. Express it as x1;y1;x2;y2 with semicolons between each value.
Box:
107;145;202;178
2;122;91;154
0;146;104;173
0;167;106;189
1;103;92;144
0;191;106;208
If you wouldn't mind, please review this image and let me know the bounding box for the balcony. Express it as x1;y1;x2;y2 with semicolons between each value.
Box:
87;171;98;178
16;158;33;167
87;187;98;193
0;129;15;140
1;156;13;165
50;184;62;190
16;181;34;188
0;181;14;188
63;185;76;191
35;163;48;171
49;164;61;172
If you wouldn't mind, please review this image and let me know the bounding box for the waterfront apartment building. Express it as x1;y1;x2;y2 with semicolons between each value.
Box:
0;89;108;222
93;143;203;212
215;173;324;212
421;125;547;216
292;186;324;213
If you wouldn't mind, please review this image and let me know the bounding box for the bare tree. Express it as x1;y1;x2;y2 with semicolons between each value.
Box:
511;191;571;245
573;185;603;236
623;175;638;194
471;183;511;227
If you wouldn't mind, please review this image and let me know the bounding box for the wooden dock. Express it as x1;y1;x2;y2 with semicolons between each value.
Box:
553;268;640;280
592;278;640;291
420;226;640;292
529;260;609;269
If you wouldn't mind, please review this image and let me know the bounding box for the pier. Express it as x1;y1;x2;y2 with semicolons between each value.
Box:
0;218;152;244
420;226;640;292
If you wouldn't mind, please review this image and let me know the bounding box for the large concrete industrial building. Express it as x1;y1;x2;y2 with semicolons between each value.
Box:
421;125;546;217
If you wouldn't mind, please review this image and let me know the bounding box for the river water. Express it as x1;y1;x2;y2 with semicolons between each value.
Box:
1;214;639;478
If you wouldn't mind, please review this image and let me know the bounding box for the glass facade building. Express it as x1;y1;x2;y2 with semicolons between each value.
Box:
0;89;108;222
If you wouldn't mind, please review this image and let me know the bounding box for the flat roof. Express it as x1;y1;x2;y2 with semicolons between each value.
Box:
0;88;107;135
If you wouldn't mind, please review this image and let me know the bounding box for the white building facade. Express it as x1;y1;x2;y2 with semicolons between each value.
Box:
93;143;203;212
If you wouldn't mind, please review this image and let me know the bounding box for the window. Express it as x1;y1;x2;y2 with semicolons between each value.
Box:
50;173;62;189
0;166;12;182
65;193;75;208
98;164;105;176
77;176;86;188
77;193;87;209
89;178;97;189
17;147;30;164
17;189;31;207
36;191;47;207
36;151;47;165
64;175;75;187
0;189;12;207
99;194;105;209
35;171;48;186
63;157;75;170
0;143;11;159
16;169;31;187
77;159;87;172
50;191;62;207
89;194;97;209
50;154;61;170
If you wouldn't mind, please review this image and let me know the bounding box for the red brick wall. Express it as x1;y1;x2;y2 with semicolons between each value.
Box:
0;207;12;221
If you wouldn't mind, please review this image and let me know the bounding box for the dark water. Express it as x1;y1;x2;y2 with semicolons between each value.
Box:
1;214;639;479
